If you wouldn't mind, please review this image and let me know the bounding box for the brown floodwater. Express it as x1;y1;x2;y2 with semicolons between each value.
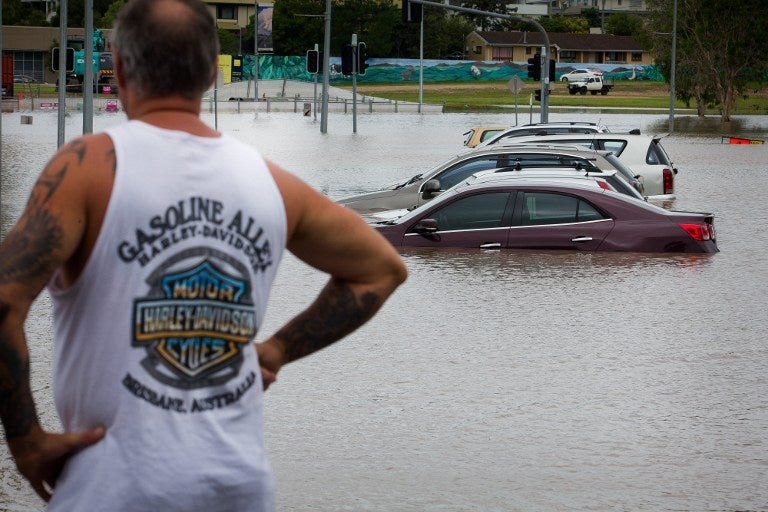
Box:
1;110;766;511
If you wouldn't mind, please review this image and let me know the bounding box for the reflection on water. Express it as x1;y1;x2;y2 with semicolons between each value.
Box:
1;111;767;512
646;115;768;136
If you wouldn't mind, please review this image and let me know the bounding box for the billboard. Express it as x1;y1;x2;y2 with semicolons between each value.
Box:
257;4;273;53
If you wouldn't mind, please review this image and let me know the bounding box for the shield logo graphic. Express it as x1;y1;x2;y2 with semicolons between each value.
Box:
133;257;256;389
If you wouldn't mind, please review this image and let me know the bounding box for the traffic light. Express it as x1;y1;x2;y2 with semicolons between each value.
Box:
341;44;354;76
52;47;75;72
535;89;542;102
402;0;422;23
306;49;322;74
357;42;369;76
526;52;541;81
549;58;556;81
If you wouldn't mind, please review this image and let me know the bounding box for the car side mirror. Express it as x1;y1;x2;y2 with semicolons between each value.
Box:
413;218;439;233
421;179;442;199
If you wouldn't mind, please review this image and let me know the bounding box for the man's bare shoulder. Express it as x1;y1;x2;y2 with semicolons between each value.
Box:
46;133;116;178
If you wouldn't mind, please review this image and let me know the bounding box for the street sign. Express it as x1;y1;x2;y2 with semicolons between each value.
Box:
507;76;523;95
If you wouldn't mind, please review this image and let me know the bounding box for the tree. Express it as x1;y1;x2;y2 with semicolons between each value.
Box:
581;8;602;28
647;0;768;122
537;16;589;34
461;0;518;31
604;13;644;36
98;0;127;28
2;0;50;26
218;29;240;55
271;0;325;55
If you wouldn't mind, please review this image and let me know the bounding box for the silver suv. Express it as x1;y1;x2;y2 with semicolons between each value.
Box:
338;145;643;214
475;122;610;148
490;133;677;199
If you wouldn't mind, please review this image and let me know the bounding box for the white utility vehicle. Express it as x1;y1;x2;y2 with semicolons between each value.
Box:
568;75;613;95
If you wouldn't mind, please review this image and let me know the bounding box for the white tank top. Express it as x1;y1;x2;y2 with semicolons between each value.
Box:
46;120;286;511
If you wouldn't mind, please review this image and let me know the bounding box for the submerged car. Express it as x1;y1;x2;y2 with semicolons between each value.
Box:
481;133;676;199
338;145;644;214
474;122;610;148
373;175;718;253
463;126;508;148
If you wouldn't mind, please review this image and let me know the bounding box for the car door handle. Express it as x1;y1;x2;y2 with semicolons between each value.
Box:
480;243;502;249
572;236;593;242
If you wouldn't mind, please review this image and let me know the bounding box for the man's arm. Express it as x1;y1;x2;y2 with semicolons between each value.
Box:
0;138;107;501
256;162;407;388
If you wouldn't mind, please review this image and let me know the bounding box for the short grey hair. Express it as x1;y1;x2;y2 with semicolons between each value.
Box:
112;0;219;100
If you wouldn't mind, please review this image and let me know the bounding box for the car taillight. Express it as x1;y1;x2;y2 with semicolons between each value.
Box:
596;179;612;191
679;222;714;241
663;168;674;194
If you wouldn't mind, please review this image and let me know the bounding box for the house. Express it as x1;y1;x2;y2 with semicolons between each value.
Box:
465;30;652;65
558;0;649;16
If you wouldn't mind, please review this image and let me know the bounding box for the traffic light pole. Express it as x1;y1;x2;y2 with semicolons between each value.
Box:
406;0;551;121
313;44;319;121
351;34;358;134
57;0;68;147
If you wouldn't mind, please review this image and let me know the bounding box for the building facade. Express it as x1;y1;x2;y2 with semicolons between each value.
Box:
466;30;652;65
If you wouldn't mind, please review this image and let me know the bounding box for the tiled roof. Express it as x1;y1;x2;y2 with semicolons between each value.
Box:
473;31;644;51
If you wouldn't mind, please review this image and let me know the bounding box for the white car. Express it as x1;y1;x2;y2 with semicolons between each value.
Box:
492;133;677;199
560;68;603;82
477;122;610;148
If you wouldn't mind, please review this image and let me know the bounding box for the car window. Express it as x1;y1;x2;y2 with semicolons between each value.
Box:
436;157;504;190
480;130;503;142
427;192;510;231
647;140;672;165
520;192;605;225
603;153;636;180
603;176;640;198
601;140;627;156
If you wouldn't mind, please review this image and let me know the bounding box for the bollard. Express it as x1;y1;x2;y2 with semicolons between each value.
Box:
303;102;311;116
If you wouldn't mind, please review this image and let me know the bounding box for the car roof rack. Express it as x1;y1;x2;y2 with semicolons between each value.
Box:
523;122;601;127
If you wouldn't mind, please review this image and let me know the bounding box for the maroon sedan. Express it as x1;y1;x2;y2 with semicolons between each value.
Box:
372;177;718;253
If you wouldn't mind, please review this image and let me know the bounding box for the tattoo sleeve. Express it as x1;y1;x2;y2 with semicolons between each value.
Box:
275;279;381;363
0;141;80;441
0;303;39;441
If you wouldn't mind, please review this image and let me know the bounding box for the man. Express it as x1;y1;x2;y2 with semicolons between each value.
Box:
0;0;407;509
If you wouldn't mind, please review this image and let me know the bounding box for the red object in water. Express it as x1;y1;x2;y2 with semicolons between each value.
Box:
724;136;765;145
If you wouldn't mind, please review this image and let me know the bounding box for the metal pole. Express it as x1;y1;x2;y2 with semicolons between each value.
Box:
320;0;331;133
313;43;318;121
58;0;68;148
668;0;677;132
1;6;4;222
418;16;424;113
351;34;357;134
83;0;93;134
254;1;259;109
540;45;548;122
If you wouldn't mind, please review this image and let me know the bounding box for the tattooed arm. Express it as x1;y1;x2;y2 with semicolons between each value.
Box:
0;136;110;500
256;162;407;389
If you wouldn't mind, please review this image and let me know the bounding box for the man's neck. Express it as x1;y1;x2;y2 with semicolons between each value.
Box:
126;96;219;137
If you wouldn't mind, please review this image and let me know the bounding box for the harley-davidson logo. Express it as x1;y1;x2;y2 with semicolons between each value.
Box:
133;252;256;389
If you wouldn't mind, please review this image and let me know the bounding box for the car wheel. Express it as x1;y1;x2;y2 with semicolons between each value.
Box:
569;87;576;95
562;77;568;82
580;87;587;95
